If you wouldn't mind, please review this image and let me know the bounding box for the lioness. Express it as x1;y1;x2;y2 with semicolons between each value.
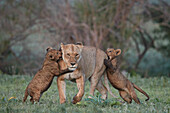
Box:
57;43;110;104
104;48;150;104
23;47;72;103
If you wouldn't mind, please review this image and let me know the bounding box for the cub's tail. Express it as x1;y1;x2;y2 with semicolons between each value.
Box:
132;83;150;101
23;87;28;102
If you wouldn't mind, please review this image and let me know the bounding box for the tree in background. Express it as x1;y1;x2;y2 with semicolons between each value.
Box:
0;0;169;76
129;0;170;74
0;0;46;74
145;0;170;57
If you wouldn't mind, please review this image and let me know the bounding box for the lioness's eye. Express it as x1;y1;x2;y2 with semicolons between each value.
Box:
57;52;58;55
76;54;79;57
67;53;70;56
109;51;112;52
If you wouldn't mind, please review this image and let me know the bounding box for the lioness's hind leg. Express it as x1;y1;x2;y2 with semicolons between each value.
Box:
96;79;108;100
119;91;132;104
89;65;105;97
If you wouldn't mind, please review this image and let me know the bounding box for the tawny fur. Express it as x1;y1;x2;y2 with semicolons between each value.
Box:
104;48;150;104
23;47;72;104
57;43;113;104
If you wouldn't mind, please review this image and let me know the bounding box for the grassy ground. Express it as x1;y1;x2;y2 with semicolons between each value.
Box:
0;74;169;113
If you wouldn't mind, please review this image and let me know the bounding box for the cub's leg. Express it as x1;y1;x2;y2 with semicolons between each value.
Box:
96;79;108;100
57;77;66;104
30;97;34;104
72;75;85;104
89;65;105;97
119;90;132;103
131;92;140;104
29;90;35;104
128;83;140;104
32;92;40;103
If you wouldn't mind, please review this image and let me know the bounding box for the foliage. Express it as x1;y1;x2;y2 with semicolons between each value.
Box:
0;74;169;113
144;1;170;57
0;0;47;74
74;0;135;48
125;42;170;76
0;0;170;75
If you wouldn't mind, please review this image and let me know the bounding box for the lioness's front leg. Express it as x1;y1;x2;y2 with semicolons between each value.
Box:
57;77;66;104
72;75;85;104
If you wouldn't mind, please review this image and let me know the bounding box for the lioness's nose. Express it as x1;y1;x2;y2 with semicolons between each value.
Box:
71;62;76;66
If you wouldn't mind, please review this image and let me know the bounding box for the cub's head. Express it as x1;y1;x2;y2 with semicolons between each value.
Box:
106;48;121;60
46;47;62;62
60;43;83;71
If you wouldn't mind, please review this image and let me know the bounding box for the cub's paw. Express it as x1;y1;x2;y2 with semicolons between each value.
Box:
104;59;110;65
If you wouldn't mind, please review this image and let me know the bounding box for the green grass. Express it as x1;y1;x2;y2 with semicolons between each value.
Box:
0;74;169;113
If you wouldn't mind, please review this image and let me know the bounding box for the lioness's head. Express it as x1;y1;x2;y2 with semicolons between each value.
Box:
60;43;83;71
106;48;121;60
46;47;62;62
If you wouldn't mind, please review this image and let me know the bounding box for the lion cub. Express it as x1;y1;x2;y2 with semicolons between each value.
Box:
23;47;72;103
104;48;149;104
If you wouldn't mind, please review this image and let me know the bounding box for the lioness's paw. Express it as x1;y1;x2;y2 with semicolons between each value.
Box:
60;99;66;104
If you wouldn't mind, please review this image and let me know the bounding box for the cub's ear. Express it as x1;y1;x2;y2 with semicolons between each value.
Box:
115;49;121;56
76;42;83;46
46;47;53;52
61;43;64;45
58;47;62;51
60;43;64;51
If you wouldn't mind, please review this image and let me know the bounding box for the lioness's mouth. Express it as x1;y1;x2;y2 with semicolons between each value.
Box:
69;67;77;71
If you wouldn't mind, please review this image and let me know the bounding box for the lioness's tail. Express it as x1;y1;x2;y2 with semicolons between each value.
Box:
23;87;28;102
132;83;149;101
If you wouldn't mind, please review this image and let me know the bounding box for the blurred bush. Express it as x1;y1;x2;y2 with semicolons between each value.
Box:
0;0;169;76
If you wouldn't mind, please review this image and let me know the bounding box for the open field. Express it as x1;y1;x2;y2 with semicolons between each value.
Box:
0;74;169;113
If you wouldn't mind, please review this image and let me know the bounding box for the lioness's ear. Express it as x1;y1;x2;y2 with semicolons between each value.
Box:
115;49;121;56
46;47;53;52
76;42;83;50
76;42;83;46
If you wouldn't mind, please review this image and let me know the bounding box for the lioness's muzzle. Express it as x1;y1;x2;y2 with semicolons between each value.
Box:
70;62;76;66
